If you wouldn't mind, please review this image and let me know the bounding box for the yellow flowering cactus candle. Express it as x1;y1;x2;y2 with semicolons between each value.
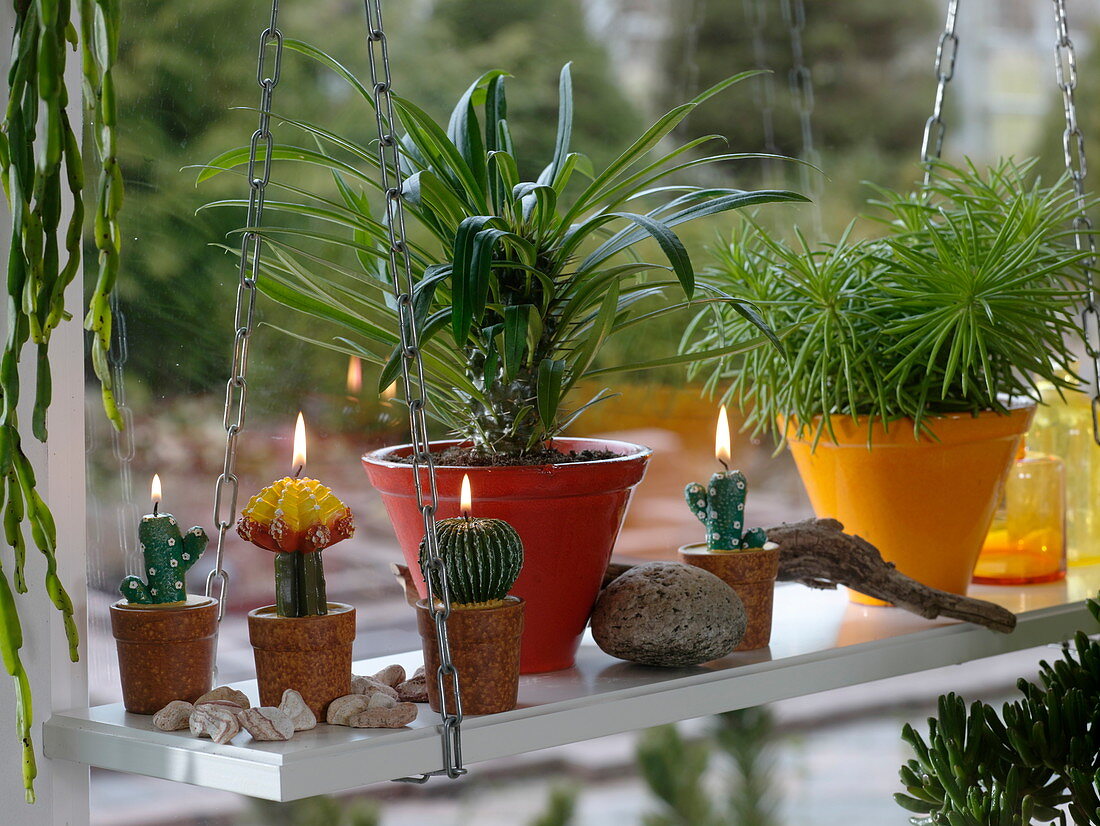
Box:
236;414;354;617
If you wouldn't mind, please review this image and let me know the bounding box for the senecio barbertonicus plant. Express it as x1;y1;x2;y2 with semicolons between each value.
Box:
896;595;1100;826
687;158;1093;447
201;52;806;456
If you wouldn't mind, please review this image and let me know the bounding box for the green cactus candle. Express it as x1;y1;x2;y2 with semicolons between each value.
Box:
419;475;524;608
684;406;768;552
120;476;209;605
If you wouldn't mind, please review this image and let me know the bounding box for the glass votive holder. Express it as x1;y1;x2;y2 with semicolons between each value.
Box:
973;448;1066;585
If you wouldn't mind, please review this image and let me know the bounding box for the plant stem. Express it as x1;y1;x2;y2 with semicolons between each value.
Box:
300;553;327;616
274;552;298;617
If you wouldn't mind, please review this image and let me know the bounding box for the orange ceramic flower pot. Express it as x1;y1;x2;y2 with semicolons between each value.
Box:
784;407;1034;605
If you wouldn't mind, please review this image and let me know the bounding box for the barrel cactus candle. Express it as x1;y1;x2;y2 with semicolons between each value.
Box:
416;474;526;714
418;516;524;608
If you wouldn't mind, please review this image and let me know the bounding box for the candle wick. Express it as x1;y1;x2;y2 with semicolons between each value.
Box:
718;458;730;472
462;510;471;523
294;465;304;479
153;501;159;517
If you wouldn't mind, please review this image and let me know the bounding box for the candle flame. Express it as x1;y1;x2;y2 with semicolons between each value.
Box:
715;405;731;465
151;474;162;504
293;412;307;471
346;356;362;395
382;381;397;401
460;473;472;518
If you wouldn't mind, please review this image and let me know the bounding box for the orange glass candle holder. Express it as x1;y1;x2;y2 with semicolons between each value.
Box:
974;449;1066;585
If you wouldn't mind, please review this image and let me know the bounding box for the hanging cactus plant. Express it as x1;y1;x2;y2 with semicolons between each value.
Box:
419;518;524;607
0;0;124;804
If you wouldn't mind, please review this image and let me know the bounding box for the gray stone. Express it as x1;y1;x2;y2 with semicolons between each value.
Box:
590;562;746;667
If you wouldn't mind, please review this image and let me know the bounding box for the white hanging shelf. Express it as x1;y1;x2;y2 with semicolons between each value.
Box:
44;567;1099;801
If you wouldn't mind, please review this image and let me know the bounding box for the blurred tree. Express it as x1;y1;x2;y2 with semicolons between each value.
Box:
110;0;641;395
243;794;379;826
529;784;579;826
635;709;778;826
662;0;939;215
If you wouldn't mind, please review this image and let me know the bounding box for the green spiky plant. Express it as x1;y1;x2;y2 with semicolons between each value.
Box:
687;158;1092;446
201;50;805;457
896;594;1100;825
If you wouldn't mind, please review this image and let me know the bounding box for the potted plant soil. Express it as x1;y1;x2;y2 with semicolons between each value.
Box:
687;159;1092;603
237;447;356;718
204;57;804;671
415;477;525;714
680;450;778;650
111;489;216;714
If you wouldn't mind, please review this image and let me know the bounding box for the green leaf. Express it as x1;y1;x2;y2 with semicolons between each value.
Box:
539;63;573;187
536;358;566;434
502;304;530;382
450;216;497;340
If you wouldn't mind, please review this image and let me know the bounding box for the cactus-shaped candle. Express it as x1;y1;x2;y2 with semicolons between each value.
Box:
120;474;209;604
684;406;768;552
419;474;524;608
237;413;355;617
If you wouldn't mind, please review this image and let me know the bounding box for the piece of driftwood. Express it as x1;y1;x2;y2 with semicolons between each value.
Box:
765;518;1016;633
391;518;1016;634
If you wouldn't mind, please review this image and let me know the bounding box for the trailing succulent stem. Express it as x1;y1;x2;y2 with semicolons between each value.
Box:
120;517;208;605
0;0;122;804
420;518;524;607
274;552;327;618
685;470;768;551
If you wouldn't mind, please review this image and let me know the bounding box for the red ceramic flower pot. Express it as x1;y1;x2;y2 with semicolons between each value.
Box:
363;437;651;673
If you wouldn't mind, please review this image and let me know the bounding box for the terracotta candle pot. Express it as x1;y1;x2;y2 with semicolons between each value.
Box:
248;602;356;717
678;543;779;650
416;597;525;715
110;596;218;714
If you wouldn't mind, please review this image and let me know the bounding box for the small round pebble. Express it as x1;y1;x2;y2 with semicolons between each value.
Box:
590;562;746;667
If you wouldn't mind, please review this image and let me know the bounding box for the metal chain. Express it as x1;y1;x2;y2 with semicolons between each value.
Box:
920;0;960;185
362;0;466;782
205;0;284;631
107;293;141;576
1051;0;1100;444
781;0;822;237
743;0;779;184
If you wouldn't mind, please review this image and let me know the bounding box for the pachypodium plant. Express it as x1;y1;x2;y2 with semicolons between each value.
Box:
120;517;209;604
419;518;523;608
237;477;354;617
685;470;768;552
201;55;805;457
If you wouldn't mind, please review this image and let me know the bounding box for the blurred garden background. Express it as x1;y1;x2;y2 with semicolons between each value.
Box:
84;0;1099;822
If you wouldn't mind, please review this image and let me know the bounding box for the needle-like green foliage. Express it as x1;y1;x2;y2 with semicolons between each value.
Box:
688;158;1092;446
895;595;1100;825
200;48;806;455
